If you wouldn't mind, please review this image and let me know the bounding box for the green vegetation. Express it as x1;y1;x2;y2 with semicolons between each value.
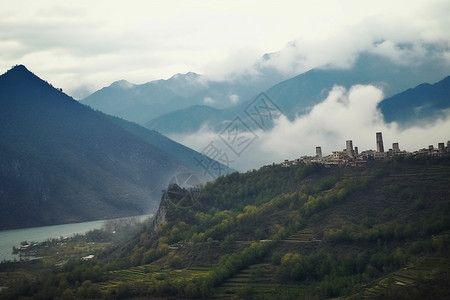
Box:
1;157;449;299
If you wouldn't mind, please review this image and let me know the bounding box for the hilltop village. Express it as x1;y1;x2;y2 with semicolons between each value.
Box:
279;132;450;167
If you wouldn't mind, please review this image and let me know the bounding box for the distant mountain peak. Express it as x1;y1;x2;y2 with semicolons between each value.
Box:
7;64;28;72
0;64;70;107
2;64;36;80
0;64;62;91
110;79;135;89
169;71;201;81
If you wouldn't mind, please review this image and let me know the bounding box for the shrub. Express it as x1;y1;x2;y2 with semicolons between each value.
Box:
271;252;282;265
414;198;425;210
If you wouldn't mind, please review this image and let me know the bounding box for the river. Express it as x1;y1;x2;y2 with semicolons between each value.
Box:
0;215;152;262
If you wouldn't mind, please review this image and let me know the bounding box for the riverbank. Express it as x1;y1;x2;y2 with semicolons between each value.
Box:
0;214;153;263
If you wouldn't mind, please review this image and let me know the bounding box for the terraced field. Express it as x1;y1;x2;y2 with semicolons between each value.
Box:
363;256;447;299
213;229;318;299
97;265;211;291
213;263;280;299
359;231;450;299
284;228;314;242
214;229;450;299
271;228;322;256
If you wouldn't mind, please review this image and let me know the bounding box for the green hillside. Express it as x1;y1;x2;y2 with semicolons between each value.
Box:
1;156;449;299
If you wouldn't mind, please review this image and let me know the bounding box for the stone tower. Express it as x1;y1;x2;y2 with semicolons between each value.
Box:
376;132;384;153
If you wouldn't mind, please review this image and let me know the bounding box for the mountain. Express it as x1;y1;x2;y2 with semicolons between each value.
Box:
144;52;450;134
144;104;234;134
81;70;285;125
105;115;233;175
378;76;450;126
0;65;226;230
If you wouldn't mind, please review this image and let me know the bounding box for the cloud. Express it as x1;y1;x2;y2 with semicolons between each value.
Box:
70;83;96;100
229;94;240;104
170;84;450;171
257;30;450;79
1;0;449;96
203;97;216;105
257;85;384;156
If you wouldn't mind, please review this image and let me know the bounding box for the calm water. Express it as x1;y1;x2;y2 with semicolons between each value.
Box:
0;215;152;262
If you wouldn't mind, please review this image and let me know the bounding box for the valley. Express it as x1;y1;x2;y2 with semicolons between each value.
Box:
2;2;450;299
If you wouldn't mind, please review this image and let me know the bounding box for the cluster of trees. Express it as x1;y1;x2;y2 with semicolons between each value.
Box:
274;239;445;298
324;214;450;244
2;259;105;300
197;165;305;211
273;229;450;298
302;177;370;217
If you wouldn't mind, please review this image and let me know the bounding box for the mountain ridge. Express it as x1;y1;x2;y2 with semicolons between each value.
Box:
0;65;223;230
378;75;450;125
81;69;286;124
144;52;450;134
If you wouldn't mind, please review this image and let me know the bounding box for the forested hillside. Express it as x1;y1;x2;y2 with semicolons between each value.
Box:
2;156;449;299
0;65;221;230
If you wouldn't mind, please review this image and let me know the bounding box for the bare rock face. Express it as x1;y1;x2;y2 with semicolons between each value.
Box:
152;183;191;229
152;193;168;229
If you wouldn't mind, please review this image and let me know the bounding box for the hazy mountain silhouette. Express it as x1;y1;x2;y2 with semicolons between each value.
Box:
81;71;285;124
378;76;450;126
144;52;450;134
0;65;225;230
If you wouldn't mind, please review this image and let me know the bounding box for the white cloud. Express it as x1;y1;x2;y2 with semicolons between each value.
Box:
203;97;216;105
0;0;449;96
229;94;240;104
170;84;450;171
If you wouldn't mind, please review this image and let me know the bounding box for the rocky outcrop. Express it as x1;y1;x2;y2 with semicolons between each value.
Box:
151;183;191;230
152;192;168;229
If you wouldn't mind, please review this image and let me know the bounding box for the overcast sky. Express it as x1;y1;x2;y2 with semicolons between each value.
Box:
1;0;449;99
